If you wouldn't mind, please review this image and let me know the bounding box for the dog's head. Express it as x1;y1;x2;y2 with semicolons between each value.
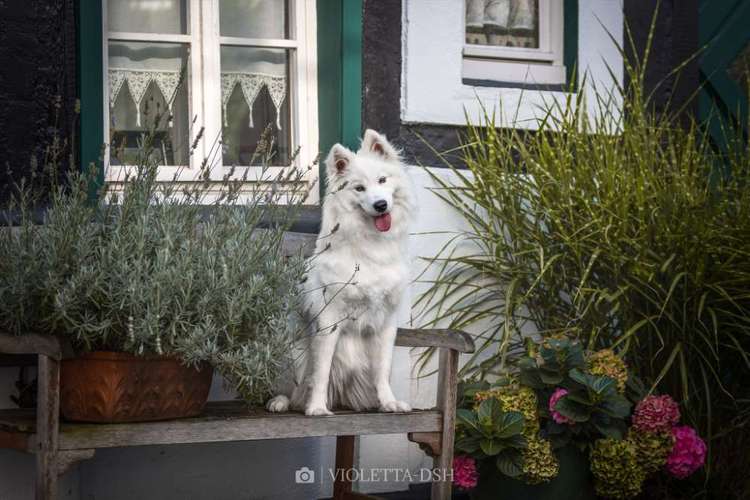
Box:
324;130;415;234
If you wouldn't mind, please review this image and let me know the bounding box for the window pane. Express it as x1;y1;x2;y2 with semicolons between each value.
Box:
465;0;539;48
219;0;288;39
220;47;291;167
107;0;189;34
108;41;191;166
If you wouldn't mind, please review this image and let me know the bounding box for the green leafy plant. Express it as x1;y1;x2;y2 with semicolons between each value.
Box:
416;31;750;496
518;337;586;388
454;338;704;498
0;102;314;405
555;369;630;437
456;390;527;477
518;338;632;446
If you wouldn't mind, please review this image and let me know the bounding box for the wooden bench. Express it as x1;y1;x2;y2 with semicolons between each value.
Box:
0;327;473;500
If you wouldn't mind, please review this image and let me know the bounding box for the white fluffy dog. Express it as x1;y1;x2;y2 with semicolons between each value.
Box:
267;129;417;416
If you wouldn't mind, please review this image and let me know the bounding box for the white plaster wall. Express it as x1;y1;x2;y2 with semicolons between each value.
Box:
402;0;624;129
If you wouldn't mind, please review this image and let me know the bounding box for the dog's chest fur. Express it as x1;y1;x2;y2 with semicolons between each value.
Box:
310;238;407;328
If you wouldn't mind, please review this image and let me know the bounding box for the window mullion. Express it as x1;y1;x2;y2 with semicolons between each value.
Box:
297;0;319;177
188;0;204;173
539;0;551;52
552;1;565;66
199;0;225;178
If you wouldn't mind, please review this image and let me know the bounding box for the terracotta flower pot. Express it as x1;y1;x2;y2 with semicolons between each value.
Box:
60;351;213;423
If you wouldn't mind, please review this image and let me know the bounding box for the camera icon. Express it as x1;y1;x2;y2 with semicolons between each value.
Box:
295;466;315;484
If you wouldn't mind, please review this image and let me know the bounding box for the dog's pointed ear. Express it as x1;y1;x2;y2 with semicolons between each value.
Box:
325;143;355;177
359;129;400;163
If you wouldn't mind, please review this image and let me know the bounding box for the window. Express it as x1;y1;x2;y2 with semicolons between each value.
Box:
103;0;318;183
463;0;565;87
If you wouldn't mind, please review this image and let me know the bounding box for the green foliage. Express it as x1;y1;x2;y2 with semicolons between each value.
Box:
629;429;673;475
518;337;586;388
456;397;527;477
587;348;628;393
522;434;559;484
590;438;646;499
518;338;631;447
415;33;750;494
457;380;564;484
456;338;700;493
0;114;313;405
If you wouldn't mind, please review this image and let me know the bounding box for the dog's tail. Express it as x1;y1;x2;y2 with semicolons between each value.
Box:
266;394;290;412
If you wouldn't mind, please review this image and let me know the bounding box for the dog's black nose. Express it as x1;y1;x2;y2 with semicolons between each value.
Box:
373;200;388;213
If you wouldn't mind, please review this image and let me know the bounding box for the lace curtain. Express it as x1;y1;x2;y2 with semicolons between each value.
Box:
465;0;539;48
108;42;185;127
108;45;288;130
220;47;288;130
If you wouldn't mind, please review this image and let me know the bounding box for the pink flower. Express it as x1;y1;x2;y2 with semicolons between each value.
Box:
666;426;706;479
452;455;479;490
549;388;574;425
632;395;681;433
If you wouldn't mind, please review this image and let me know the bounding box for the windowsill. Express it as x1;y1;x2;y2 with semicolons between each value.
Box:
462;57;567;88
462;78;566;92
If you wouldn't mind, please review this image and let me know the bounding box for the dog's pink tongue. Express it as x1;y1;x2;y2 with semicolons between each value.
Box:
374;213;392;232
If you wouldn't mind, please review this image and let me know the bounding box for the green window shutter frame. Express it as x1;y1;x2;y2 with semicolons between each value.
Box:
317;0;363;198
77;0;105;194
564;0;579;89
698;0;749;152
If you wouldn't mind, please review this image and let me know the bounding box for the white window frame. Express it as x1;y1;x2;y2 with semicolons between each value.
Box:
462;0;566;85
102;0;319;196
401;0;624;130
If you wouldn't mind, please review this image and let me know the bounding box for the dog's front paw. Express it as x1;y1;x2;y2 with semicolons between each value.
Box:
305;405;333;416
266;395;290;413
379;400;412;413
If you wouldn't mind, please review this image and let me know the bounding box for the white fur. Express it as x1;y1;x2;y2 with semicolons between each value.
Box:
266;130;417;416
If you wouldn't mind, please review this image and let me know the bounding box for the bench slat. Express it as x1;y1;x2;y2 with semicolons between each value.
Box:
0;402;441;451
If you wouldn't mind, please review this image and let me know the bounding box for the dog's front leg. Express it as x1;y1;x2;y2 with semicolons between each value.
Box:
304;324;339;416
373;323;412;413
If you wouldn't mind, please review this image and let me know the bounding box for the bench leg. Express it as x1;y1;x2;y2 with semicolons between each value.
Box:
333;435;356;500
431;348;458;500
36;354;60;500
332;436;378;500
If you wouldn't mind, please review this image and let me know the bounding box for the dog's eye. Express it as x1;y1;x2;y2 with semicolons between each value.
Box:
354;185;365;192
378;176;387;184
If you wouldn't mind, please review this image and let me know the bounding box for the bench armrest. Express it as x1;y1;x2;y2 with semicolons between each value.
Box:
395;328;474;353
0;332;63;361
396;327;471;498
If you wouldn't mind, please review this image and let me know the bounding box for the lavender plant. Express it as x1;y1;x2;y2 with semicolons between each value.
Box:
0;105;313;405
